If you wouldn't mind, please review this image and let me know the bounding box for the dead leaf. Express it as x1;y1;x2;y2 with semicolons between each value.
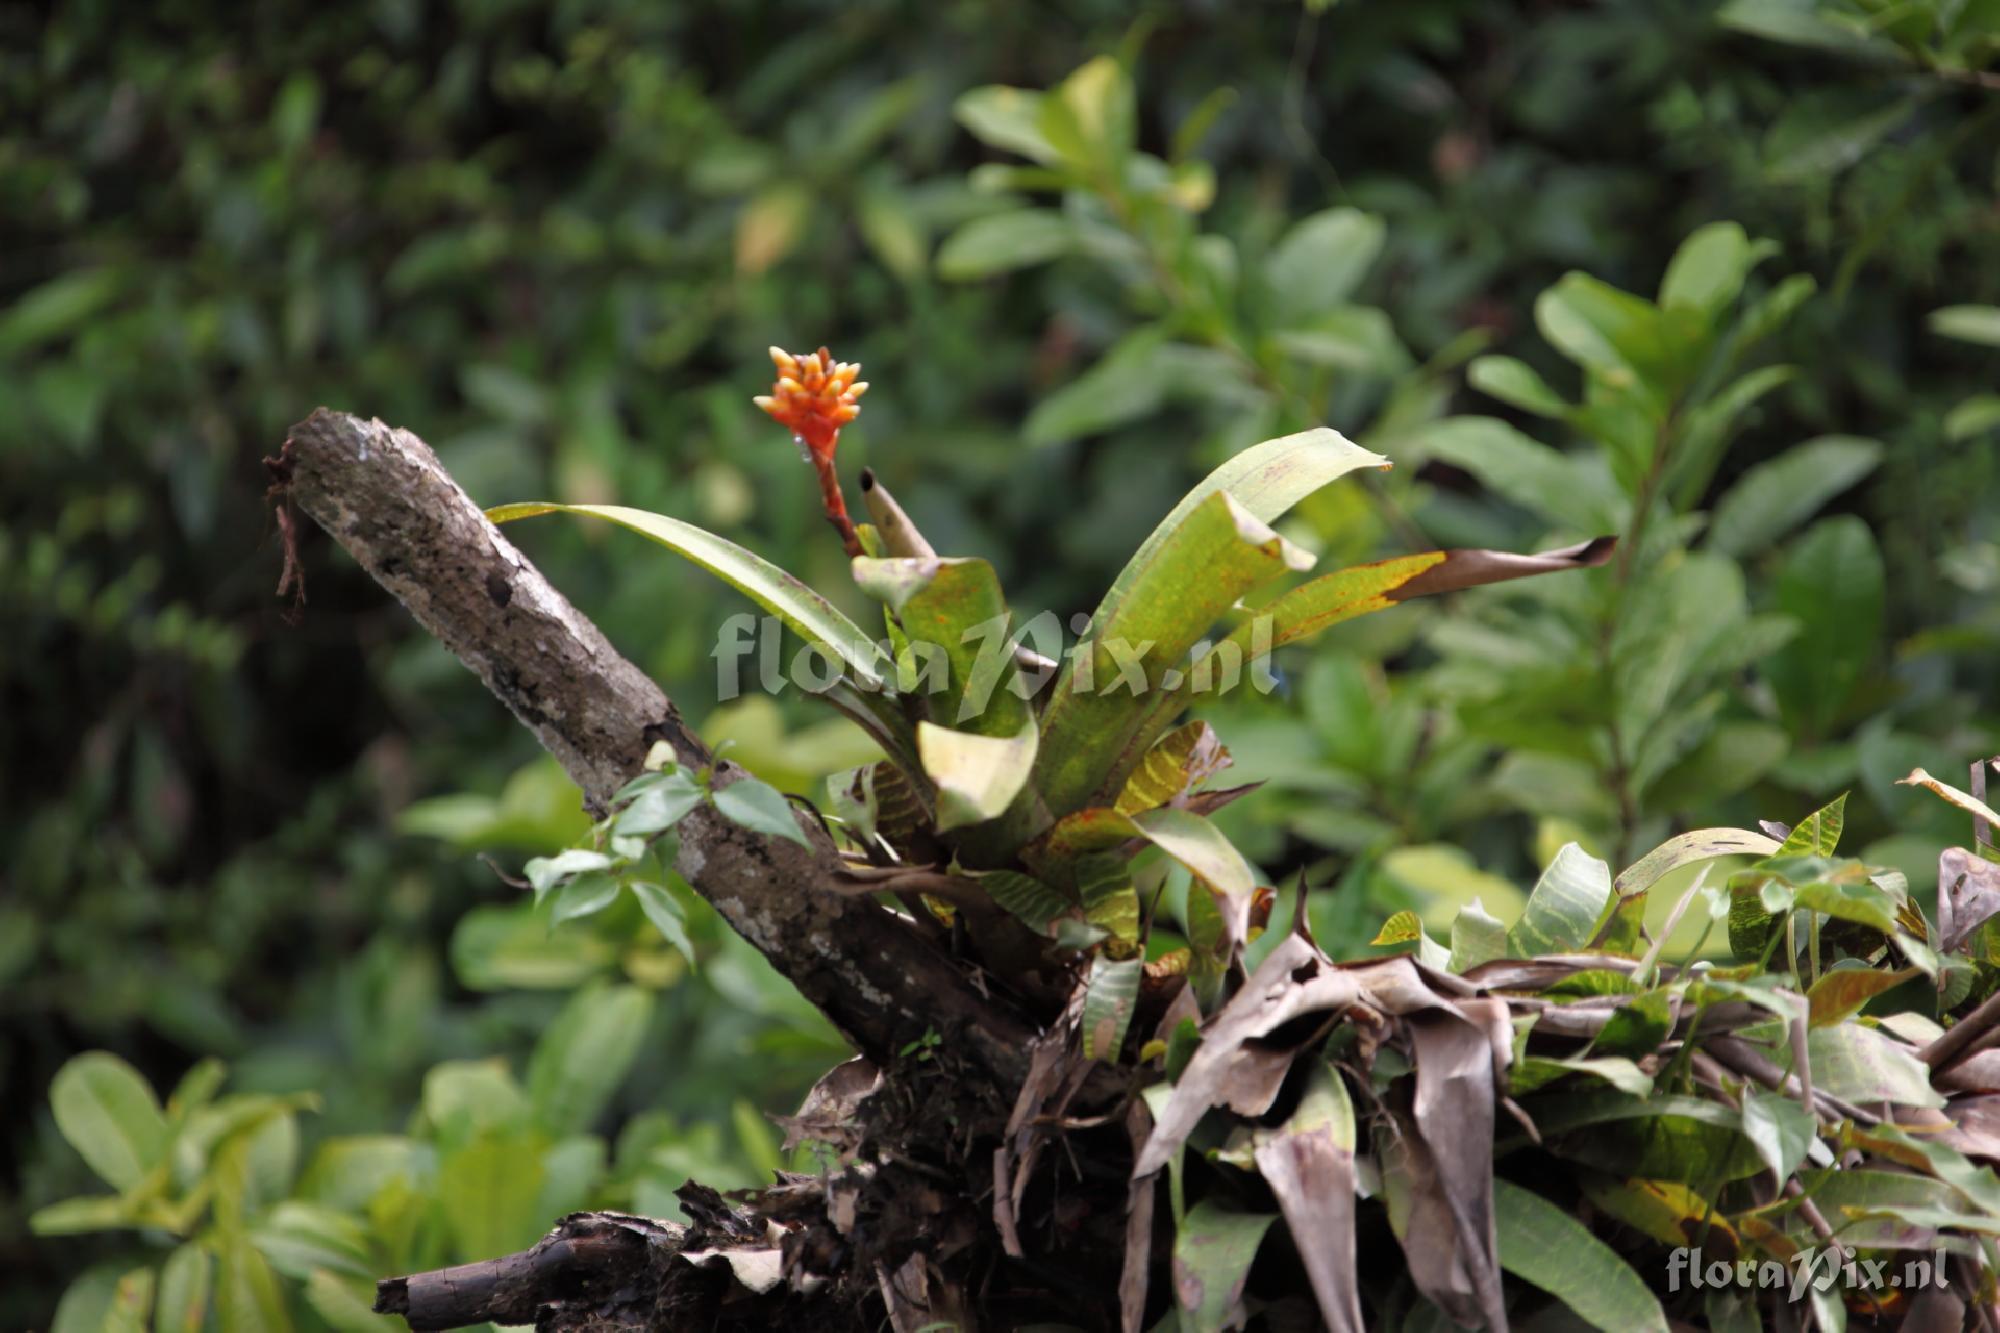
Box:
1936;1094;2000;1163
1132;934;1362;1177
1939;846;2000;954
1900;768;2000;835
1380;536;1615;603
1122;1099;1157;1333
1252;1062;1364;1333
1402;1011;1508;1331
773;1056;882;1153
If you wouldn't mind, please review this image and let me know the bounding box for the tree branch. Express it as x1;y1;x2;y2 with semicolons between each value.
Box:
374;1213;684;1329
276;408;1040;1080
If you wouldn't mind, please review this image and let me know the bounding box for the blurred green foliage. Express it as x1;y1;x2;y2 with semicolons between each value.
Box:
4;0;1997;1325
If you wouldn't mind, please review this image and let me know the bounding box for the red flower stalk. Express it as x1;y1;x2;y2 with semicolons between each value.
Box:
754;346;869;558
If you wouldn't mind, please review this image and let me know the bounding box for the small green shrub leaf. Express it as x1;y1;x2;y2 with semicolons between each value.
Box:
1494;1179;1670;1333
50;1053;169;1193
936;209;1074;280
528;984;652;1136
712;777;812;847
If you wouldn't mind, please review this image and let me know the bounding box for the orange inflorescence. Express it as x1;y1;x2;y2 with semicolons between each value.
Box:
753;346;868;461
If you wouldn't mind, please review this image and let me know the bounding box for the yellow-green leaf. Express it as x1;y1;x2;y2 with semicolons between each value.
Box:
50;1053;169;1193
488;503;891;690
852;555;1025;738
1036;488;1313;816
918;718;1038;832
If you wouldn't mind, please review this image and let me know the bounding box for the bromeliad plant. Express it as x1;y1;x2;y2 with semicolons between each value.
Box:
476;360;2000;1329
495;344;1612;1049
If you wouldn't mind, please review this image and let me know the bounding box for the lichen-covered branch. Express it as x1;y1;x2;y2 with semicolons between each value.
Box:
276;408;1039;1082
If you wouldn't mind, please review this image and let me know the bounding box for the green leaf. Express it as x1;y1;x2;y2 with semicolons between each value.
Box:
155;1243;212;1333
452;904;616;990
1172;1202;1276;1333
954;85;1061;164
852;555;1026;737
917;718;1039;833
1050;55;1134;164
301;1270;387;1333
1371;909;1450;970
101;1268;154;1333
1764;92;1917;183
423;1059;530;1143
296;1136;423;1212
1132;807;1257;933
527;983;652;1135
215;1235;294;1333
1510;1055;1654;1098
1136;800;1256;956
1493;1179;1670;1333
935;209;1074;279
627;881;694;962
1739;1088;1816;1180
1595;989;1674;1055
980;869;1082;937
1262;207;1385;324
51;1266;125;1333
1706;436;1882;559
1467;356;1569;417
1419;416;1623;532
1659;221;1772;316
1777;792;1847;856
1022;329;1217;446
1081;957;1143;1062
614;771;705;837
533;1135;607;1222
1102;426;1386;612
1533;271;1663;382
251;1201;373;1280
50;1052;169;1192
1614;828;1781;896
1076;854;1141;945
1114;720;1229;816
1271;307;1409;376
1945;394;2000;442
548;870;620;926
29;1194;135;1236
1577;1176;1731;1251
1507;843;1612;957
1035;488;1313;816
711;777;812;847
1448;899;1508;973
1929;304;2000;347
1765;517;1883;738
0;268;123;355
437;1132;547;1261
1154;539;1609;731
487;503;890;690
1718;0;1905;55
